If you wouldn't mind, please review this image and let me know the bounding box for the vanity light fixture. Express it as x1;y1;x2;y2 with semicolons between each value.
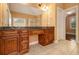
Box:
38;3;48;11
42;5;48;11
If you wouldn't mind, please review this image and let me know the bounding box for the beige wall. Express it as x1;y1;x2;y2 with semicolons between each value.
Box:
11;11;41;19
0;3;10;26
0;3;7;26
48;4;56;27
41;3;56;27
78;5;79;43
56;3;64;9
0;3;3;26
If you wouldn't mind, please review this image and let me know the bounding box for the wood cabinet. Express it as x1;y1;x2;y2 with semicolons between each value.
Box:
4;38;18;55
0;39;5;55
18;30;29;54
0;30;18;55
38;27;54;46
0;29;29;55
29;29;44;35
0;27;54;54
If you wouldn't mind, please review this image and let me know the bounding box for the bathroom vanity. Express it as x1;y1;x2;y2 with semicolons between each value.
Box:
0;27;54;55
0;3;55;55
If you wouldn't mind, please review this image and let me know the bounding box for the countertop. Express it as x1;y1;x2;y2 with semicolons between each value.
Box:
0;26;54;30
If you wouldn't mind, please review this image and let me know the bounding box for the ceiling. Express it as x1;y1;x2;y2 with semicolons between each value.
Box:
57;3;78;9
8;3;43;15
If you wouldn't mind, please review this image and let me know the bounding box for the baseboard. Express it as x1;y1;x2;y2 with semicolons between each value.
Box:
29;41;38;46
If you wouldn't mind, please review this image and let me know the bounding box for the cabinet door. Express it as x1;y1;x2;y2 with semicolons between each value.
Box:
38;29;54;46
19;37;29;54
39;34;53;46
45;33;54;43
38;34;46;46
4;38;18;55
0;39;5;55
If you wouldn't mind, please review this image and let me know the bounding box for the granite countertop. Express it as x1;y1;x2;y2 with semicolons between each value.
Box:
0;26;54;30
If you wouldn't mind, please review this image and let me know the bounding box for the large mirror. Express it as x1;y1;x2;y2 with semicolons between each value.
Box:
7;4;42;27
12;18;28;27
70;16;76;29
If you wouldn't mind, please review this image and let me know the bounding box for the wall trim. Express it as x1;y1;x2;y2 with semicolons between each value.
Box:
56;7;66;41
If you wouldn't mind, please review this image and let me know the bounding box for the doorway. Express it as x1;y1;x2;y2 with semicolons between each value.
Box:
66;12;76;40
57;7;66;41
65;6;78;42
57;6;78;43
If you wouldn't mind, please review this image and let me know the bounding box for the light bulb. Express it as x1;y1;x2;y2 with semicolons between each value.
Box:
42;5;48;11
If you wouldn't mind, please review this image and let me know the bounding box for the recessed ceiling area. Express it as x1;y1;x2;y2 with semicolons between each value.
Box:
66;7;76;15
57;3;78;9
8;3;43;15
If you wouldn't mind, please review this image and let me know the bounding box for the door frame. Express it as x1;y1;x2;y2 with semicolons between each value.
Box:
56;7;66;41
65;6;78;43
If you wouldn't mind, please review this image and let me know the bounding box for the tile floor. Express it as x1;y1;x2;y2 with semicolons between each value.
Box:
25;40;79;55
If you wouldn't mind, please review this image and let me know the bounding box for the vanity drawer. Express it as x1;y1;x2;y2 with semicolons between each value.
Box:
2;36;18;40
20;33;28;36
44;30;54;33
20;35;28;38
29;30;44;35
20;30;28;33
2;34;18;38
2;30;18;37
2;30;18;34
20;37;29;42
